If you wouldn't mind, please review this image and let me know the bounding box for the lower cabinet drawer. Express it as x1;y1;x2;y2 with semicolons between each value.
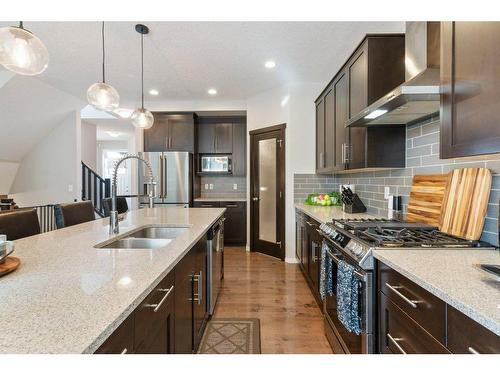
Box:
95;315;134;354
378;262;446;343
134;271;175;349
447;305;500;354
379;292;450;354
193;201;220;208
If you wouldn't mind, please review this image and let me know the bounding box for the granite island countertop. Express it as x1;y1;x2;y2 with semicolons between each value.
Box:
294;203;376;223
373;249;500;335
0;207;225;354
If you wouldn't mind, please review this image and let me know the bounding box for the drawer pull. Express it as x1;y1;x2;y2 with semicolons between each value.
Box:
201;204;214;207
225;204;238;208
387;333;407;354
468;346;480;354
385;283;420;308
121;348;128;354
144;286;174;312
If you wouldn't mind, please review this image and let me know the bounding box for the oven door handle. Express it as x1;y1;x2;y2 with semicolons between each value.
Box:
325;246;366;281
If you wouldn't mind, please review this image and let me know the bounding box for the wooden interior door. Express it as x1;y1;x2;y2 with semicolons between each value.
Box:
250;124;286;260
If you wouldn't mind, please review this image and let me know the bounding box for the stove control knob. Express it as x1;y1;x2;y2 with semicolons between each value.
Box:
352;244;365;257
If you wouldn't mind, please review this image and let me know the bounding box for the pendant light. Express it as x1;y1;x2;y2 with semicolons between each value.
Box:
87;22;120;112
131;24;154;130
0;21;49;76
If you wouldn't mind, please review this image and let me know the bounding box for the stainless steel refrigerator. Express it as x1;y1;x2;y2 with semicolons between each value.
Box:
138;152;192;207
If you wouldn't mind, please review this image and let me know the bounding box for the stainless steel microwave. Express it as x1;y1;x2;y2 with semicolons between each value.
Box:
200;155;232;174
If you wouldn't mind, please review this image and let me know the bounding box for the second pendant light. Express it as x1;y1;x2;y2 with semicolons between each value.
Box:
131;24;154;130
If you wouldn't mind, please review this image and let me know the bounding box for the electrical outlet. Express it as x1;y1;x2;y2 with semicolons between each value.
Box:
209;184;213;190
204;184;209;190
384;186;391;199
233;184;238;190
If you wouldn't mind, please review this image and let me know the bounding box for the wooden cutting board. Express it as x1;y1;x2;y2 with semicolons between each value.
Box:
406;174;449;227
439;168;492;241
0;257;20;277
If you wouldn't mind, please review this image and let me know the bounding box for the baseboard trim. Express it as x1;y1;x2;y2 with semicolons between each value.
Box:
285;257;300;264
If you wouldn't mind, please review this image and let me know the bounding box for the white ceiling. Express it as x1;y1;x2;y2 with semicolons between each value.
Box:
0;74;85;161
0;21;405;107
89;118;136;141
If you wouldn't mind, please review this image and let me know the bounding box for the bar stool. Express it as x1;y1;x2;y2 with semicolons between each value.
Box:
0;208;41;240
54;201;96;229
101;197;128;218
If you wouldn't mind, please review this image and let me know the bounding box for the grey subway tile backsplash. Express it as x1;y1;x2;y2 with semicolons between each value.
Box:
200;176;246;199
294;118;500;246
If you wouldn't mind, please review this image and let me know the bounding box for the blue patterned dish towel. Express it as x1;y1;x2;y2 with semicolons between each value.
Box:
319;241;334;300
336;260;362;335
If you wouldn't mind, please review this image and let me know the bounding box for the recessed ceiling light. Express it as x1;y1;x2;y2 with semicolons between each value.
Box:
208;88;217;95
113;108;134;119
265;60;276;69
148;89;159;96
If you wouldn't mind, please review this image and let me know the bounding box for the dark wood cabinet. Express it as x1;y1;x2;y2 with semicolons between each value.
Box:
174;246;196;354
377;261;500;354
379;292;450;354
144;112;196;153
95;315;134;354
441;22;500;158
232;121;247;177
197;122;216;154
378;262;446;343
297;213;322;307
197;122;233;154
193;201;246;245
315;34;406;173
220;201;246;245
193;235;208;352
447;305;500;354
334;72;349;171
134;271;175;354
315;95;326;173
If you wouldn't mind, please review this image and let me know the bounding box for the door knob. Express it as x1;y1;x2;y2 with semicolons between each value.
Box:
252;197;260;201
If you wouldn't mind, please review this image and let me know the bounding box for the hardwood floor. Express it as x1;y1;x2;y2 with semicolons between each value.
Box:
213;247;333;354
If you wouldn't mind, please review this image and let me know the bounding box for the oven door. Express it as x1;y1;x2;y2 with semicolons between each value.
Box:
322;237;374;354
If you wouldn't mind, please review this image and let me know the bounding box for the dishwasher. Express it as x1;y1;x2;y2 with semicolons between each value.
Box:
207;217;224;315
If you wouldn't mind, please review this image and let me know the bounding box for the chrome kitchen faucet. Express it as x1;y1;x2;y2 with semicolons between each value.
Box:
110;154;156;235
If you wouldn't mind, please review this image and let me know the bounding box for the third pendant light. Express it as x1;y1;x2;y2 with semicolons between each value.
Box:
131;24;154;130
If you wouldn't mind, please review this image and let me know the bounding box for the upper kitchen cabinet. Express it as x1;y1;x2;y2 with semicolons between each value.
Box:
197;119;233;154
144;112;197;153
232;120;247;176
441;22;500;158
315;34;406;174
347;35;406;119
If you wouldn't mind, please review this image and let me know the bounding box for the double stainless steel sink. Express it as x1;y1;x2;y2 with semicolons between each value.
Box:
96;226;189;249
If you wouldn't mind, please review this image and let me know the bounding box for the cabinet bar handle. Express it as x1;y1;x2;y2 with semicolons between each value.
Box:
121;348;128;354
387;333;407;354
468;346;480;354
144;286;174;312
225;204;238;208
385;283;420;309
193;272;203;305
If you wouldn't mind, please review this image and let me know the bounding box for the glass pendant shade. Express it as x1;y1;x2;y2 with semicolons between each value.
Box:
0;26;49;76
87;82;120;111
131;108;154;129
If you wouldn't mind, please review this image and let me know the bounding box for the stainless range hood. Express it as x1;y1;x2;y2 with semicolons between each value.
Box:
347;22;441;127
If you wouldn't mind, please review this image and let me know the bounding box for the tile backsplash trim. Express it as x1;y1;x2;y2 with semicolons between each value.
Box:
294;117;500;246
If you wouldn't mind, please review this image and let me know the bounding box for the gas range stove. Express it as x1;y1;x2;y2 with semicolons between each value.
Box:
319;218;494;270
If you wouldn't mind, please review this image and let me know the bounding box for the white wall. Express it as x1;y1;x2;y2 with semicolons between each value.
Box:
0;161;19;195
246;82;325;262
81;120;97;171
10;111;81;206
